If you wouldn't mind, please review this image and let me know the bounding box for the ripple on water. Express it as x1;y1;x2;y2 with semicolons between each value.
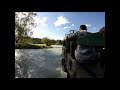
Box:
15;47;66;78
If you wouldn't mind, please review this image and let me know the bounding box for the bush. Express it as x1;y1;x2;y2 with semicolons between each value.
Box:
55;41;60;45
41;37;51;46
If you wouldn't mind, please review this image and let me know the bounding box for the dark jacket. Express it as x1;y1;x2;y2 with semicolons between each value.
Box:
66;31;99;63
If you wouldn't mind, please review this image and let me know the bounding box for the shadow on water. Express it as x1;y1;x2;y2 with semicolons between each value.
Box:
15;48;67;78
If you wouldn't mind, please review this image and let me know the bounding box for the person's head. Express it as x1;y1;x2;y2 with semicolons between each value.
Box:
79;25;87;32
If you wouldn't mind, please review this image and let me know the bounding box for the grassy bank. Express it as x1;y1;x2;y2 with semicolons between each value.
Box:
15;43;52;49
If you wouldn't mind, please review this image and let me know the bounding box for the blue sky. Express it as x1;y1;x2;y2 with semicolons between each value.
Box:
31;12;105;40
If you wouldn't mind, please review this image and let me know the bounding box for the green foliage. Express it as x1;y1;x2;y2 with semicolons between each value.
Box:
32;38;42;44
19;37;31;44
50;39;56;45
54;40;62;45
15;35;63;48
15;12;37;43
55;41;60;45
41;37;51;46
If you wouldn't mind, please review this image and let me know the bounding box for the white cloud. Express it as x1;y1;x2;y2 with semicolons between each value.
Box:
86;24;91;27
33;16;48;26
50;36;64;40
56;36;64;40
54;16;70;27
31;27;64;40
71;24;74;26
31;28;49;38
63;24;74;30
56;28;59;31
63;26;71;29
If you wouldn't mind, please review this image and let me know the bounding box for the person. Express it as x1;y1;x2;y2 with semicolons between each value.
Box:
66;25;100;63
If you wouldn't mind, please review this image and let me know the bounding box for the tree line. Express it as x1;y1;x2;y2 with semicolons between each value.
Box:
16;36;63;46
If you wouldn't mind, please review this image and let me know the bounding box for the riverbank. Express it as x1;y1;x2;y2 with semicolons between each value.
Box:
15;43;52;49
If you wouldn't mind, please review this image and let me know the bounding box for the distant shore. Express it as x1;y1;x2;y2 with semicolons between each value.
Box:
15;43;52;49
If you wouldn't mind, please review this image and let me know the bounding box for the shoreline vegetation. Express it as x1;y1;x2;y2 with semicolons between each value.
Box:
15;43;53;49
15;12;63;49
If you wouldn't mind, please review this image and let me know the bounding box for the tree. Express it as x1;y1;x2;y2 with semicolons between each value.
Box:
20;37;33;44
15;12;37;43
55;40;62;45
41;37;51;46
55;41;60;45
32;38;42;44
50;39;56;45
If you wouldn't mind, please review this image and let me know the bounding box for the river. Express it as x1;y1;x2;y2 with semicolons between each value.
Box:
15;45;67;78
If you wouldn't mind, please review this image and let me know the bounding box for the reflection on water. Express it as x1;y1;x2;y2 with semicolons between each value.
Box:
15;45;67;78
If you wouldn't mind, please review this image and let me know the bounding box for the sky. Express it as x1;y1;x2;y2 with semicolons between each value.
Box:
30;12;105;40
